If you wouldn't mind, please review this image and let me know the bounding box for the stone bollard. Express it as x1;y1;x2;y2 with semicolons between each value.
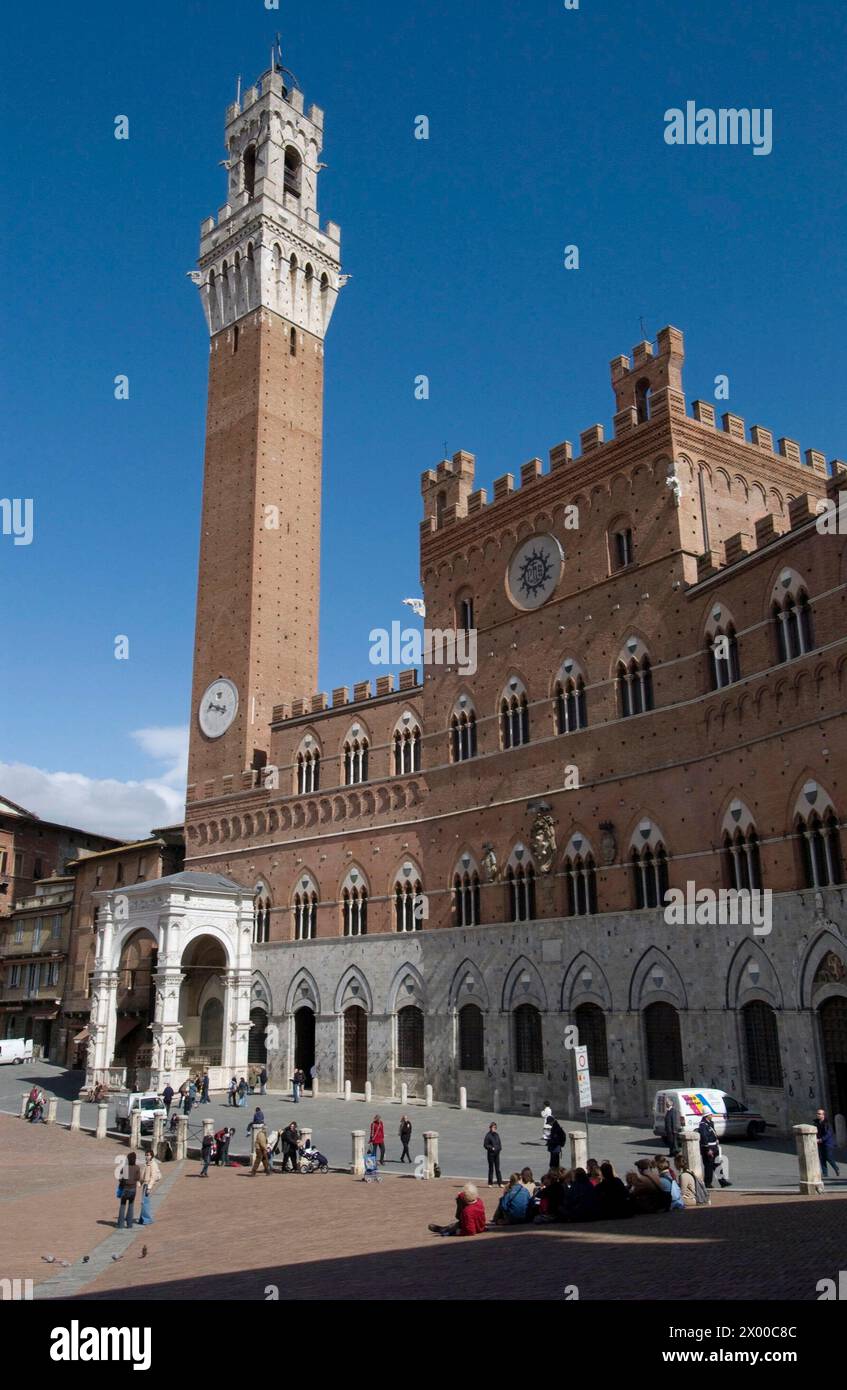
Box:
344;1080;351;1101
312;1075;319;1097
365;1081;372;1103
794;1124;824;1195
400;1082;408;1106
569;1130;587;1170
202;1116;214;1138
835;1113;847;1151
96;1103;108;1140
425;1084;433;1108
492;1088;500;1114
351;1130;366;1177
301;1127;312;1148
19;1092;29;1118
152;1114;164;1150
680;1131;703;1182
70;1100;81;1132
459;1086;467;1111
46;1098;58;1126
175;1114;188;1161
422;1131;439;1179
130;1109;142;1150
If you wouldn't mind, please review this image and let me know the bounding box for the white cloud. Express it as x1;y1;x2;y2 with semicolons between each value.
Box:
0;725;188;841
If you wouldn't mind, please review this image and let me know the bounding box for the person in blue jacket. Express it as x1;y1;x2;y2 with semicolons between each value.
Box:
493;1173;532;1225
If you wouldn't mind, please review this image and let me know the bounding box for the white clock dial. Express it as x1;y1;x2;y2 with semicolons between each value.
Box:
198;677;239;739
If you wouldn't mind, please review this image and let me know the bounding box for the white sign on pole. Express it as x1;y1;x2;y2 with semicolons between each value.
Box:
575;1047;592;1108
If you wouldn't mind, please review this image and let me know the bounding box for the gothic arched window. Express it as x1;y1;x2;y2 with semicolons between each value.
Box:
450;705;477;762
243;144;257;199
293;889;317;941
393;721;421;776
253;886;271;944
773;586;814;662
513;1003;543;1073
618;648;654;717
506;863;536;922
452;865;481;926
644;1002;683;1079
564;854;597;915
500;680;530;749
458;1004;485;1071
394;876;423;933
343;735;369;786
555;670;587;733
798;809;843;888
284;145;302;197
341;878;368;937
724;827;762;891
574;1003;608;1076
709;625;740;688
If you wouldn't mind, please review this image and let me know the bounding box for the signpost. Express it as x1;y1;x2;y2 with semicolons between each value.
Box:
574;1045;592;1156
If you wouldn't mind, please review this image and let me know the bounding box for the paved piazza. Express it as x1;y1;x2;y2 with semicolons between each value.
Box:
3;1069;846;1303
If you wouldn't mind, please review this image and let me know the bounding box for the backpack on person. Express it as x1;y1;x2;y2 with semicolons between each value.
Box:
692;1174;710;1206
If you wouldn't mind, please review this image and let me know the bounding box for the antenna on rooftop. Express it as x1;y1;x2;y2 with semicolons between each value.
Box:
236;74;242;104
639;315;649;340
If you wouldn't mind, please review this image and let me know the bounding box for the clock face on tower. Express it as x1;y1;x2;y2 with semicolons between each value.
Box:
198;677;239;739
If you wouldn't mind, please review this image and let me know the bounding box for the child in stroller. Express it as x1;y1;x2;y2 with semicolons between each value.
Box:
362;1147;382;1182
299;1139;329;1174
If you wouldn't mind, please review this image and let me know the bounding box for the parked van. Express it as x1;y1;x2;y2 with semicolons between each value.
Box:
115;1091;167;1134
0;1038;34;1065
653;1088;767;1141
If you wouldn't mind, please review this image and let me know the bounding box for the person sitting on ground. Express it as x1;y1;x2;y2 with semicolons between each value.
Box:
673;1150;706;1206
563;1167;599;1222
628;1158;668;1214
493;1172;533;1225
548;1168;572;1222
586;1157;603;1186
519;1167;537;1195
248;1105;265;1132
655;1156;685;1210
595;1160;633;1220
534;1172;556;1223
428;1183;487;1236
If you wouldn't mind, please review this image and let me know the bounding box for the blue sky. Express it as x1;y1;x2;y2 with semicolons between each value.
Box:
1;0;845;836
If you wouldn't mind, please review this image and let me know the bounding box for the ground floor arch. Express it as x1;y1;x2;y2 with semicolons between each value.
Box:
819;996;847;1118
343;1005;368;1091
294;1006;315;1076
249;1006;268;1065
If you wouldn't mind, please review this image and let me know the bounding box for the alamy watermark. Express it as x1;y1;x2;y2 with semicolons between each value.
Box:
664;102;772;157
664;881;772;936
369;622;477;676
0;497;34;546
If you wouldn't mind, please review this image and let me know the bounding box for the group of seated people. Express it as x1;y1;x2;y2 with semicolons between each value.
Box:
429;1154;704;1236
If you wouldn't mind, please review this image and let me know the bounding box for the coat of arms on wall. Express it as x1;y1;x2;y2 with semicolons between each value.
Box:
528;801;556;874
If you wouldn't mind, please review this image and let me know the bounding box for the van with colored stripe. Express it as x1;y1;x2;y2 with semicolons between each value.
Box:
653;1088;767;1140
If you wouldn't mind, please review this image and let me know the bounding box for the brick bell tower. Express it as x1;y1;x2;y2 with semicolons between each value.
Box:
187;52;342;790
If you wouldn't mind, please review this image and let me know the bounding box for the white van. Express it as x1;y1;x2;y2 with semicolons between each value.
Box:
0;1038;34;1065
115;1091;167;1134
653;1088;767;1141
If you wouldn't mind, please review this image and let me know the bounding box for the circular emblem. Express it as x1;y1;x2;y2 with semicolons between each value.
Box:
506;533;563;611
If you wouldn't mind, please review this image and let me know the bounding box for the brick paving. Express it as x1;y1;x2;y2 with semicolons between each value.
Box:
4;1114;845;1301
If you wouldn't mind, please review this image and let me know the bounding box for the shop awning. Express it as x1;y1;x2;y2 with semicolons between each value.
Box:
33;1010;58;1021
72;1028;90;1044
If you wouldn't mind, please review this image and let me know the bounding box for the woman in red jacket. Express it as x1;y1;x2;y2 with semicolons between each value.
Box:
369;1114;386;1165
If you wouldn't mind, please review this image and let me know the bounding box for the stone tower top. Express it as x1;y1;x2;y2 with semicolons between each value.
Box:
194;64;342;338
610;325;685;421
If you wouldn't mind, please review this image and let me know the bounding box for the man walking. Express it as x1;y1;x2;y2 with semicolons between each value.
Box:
200;1129;214;1177
259;1066;268;1095
251;1126;271;1175
162;1082;174;1118
484;1121;503;1187
200;1071;210;1104
816;1108;841;1177
291;1069;301;1103
399;1114;413;1164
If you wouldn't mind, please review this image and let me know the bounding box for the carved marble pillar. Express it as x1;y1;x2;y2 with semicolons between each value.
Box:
224;969;253;1077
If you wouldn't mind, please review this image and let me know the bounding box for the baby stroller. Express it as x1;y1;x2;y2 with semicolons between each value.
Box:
299;1141;329;1174
363;1149;382;1183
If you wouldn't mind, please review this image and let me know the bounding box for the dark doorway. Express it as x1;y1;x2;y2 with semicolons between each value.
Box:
819;997;847;1117
294;1008;315;1078
343;1005;367;1092
248;1007;268;1065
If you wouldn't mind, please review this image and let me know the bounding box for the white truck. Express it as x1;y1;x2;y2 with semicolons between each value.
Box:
114;1091;167;1134
0;1037;34;1065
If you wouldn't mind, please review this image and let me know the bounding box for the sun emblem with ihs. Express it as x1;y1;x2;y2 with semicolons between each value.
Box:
518;546;553;601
